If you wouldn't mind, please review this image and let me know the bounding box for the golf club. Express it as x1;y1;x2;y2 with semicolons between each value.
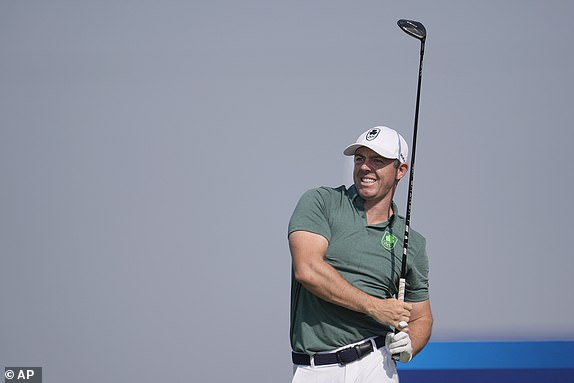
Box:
396;19;426;303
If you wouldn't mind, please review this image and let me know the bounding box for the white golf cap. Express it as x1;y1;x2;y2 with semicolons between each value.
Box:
343;126;409;163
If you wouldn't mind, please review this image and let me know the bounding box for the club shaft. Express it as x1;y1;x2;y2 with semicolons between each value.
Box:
398;39;425;301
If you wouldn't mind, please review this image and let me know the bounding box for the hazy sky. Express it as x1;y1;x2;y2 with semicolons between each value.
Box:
2;1;573;382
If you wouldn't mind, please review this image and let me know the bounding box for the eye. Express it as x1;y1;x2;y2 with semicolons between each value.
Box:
373;158;385;165
354;155;365;163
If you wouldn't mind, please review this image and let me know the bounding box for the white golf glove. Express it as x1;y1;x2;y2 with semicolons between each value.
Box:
385;331;413;363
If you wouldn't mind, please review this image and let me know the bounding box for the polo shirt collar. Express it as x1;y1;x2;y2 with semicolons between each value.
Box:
348;184;399;228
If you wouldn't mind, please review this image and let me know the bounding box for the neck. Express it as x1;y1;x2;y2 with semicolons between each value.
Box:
364;199;394;225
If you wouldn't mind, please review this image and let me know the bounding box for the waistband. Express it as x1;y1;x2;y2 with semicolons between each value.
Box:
292;335;386;366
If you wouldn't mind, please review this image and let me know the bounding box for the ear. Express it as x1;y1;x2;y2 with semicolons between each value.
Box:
396;163;409;181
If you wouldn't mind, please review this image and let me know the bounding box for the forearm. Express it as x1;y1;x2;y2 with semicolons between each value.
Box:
294;256;376;316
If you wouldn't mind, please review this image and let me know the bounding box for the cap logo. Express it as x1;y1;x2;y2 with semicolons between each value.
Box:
365;128;380;141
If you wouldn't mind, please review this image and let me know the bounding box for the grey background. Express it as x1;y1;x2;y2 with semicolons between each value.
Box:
2;1;573;382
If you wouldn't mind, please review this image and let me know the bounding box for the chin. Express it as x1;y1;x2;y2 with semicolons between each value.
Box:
357;190;373;200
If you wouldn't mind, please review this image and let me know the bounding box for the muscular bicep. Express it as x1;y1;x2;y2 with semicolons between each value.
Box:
289;230;329;284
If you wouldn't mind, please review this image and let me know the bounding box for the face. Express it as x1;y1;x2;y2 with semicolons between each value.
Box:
353;146;408;205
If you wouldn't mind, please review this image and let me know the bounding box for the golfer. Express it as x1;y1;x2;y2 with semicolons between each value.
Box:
288;126;433;382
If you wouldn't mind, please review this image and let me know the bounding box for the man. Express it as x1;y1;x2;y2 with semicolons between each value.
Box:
288;126;433;383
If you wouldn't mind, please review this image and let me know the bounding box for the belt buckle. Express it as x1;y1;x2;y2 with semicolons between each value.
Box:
335;340;374;366
355;340;374;359
335;346;359;366
335;347;351;365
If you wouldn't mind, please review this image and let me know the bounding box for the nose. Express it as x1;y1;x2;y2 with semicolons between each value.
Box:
360;161;372;171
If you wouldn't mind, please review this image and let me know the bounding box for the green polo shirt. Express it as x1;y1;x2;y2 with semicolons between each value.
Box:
288;185;429;354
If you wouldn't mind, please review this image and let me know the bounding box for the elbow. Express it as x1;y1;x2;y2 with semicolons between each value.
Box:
293;263;312;285
427;316;434;341
423;312;434;343
293;261;319;288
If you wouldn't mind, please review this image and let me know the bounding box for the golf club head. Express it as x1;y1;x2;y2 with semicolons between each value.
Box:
397;19;426;41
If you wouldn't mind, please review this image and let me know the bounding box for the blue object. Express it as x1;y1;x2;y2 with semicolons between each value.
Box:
397;341;574;383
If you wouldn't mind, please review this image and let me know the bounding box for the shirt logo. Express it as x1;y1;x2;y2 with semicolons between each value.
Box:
381;230;398;250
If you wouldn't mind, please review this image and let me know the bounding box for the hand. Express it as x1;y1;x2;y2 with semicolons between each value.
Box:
367;298;412;329
385;331;413;363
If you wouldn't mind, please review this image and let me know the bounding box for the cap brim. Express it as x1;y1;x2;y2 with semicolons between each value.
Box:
343;144;362;156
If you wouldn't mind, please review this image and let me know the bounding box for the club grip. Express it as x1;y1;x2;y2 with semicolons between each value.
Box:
397;278;406;302
392;278;408;361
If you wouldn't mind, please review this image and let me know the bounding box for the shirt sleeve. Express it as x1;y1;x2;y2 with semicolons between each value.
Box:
288;188;332;242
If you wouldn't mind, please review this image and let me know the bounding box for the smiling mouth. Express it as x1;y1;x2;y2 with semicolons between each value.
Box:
360;177;376;184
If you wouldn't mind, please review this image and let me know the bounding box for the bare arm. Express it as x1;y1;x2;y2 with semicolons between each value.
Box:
289;230;412;328
406;299;433;356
